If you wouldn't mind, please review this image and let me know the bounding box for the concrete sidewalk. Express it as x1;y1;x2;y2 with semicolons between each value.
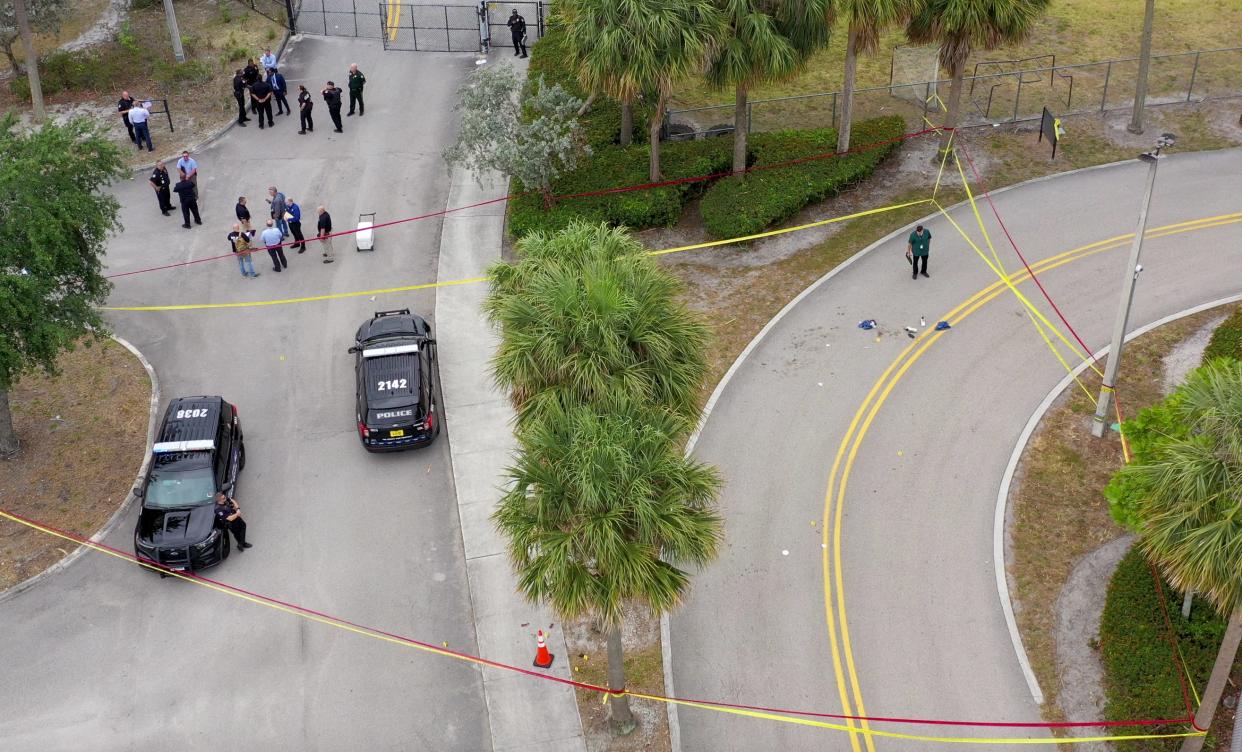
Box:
434;65;587;751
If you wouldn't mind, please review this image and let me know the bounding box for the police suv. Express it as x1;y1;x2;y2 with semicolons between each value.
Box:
349;309;441;451
133;396;245;573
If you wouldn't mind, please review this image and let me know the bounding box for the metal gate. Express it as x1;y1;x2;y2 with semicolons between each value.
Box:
484;1;544;51
380;3;482;51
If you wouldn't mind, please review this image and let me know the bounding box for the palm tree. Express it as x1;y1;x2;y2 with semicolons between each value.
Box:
483;221;710;429
906;0;1052;156
706;0;833;175
836;0;922;154
493;393;724;733
1114;360;1242;752
557;2;640;145
561;0;725;179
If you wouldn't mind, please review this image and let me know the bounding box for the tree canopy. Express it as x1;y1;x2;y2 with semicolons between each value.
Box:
0;114;126;454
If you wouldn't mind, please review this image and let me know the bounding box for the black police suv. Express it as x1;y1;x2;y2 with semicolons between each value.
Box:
133;396;245;573
350;309;441;451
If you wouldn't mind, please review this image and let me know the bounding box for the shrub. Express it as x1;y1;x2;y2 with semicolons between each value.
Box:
508;137;732;237
1103;391;1188;530
1202;308;1242;362
153;59;213;88
1100;546;1225;748
698;116;905;238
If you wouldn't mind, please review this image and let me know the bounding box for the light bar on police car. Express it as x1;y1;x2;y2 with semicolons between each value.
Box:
152;439;215;453
362;343;419;358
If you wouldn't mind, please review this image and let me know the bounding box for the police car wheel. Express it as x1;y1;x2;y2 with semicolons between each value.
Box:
222;533;231;559
239;442;246;471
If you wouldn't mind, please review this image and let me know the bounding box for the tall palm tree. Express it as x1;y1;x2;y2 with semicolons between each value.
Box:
906;0;1051;156
706;0;833;175
483;221;710;429
562;0;725;179
493;393;724;733
557;2;639;145
836;0;922;154
1114;360;1242;752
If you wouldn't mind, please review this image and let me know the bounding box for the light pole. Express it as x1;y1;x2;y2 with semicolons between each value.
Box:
1090;133;1176;438
162;0;186;63
1127;0;1156;134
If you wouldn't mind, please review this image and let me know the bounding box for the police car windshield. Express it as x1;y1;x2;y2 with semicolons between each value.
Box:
146;465;215;508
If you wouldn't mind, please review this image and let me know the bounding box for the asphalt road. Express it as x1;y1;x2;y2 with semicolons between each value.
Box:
670;148;1242;750
0;36;495;750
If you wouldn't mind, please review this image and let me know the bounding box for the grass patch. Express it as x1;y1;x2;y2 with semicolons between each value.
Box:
1203;308;1242;362
667;0;1242;111
0;338;151;591
1100;546;1225;747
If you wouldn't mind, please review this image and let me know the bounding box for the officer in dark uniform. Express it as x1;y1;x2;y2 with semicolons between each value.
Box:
242;59;260;114
507;9;527;58
149;160;174;216
322;81;344;133
297;85;314;134
117;90;137;143
214;493;252;550
232;69;250;127
173;177;202;229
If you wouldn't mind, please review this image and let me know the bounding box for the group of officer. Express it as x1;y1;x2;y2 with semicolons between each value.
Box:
230;52;366;136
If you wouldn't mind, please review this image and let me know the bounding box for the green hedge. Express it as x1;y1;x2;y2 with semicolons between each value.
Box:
508;137;734;238
1203;307;1242;362
698;116;904;238
1100;546;1225;747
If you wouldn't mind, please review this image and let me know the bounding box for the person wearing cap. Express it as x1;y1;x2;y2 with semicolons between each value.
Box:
507;9;527;57
907;224;932;279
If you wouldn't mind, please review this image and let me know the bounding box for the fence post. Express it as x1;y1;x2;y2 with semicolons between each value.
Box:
284;0;295;32
747;100;753;135
537;2;545;37
1187;51;1201;102
923;81;931;122
1013;75;1023;123
353;2;358;37
831;92;837;129
1100;60;1112;112
164;99;174;132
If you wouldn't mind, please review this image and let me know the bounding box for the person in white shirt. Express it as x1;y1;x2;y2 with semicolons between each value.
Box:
260;49;277;72
128;101;153;151
260;219;287;273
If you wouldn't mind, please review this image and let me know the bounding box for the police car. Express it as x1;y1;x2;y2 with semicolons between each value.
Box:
133;396;245;573
349;309;441;451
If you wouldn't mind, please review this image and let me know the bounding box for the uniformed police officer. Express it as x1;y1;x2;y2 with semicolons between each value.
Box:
322;81;344;133
347;64;366;117
507;9;527;58
214;492;252;550
232;69;250;127
148;160;174;216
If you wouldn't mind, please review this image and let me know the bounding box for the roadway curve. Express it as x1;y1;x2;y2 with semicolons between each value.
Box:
670;148;1242;749
0;37;493;749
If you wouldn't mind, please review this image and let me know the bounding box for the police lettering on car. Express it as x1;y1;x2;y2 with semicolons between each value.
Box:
349;309;442;452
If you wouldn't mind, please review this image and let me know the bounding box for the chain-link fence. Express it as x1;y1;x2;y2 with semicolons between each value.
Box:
667;46;1242;138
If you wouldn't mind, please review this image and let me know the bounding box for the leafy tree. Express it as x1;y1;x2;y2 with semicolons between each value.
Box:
0;114;127;457
705;0;833;175
1111;359;1242;752
483;221;710;429
444;64;588;207
559;0;724;181
836;0;922;153
906;0;1051;156
494;381;723;733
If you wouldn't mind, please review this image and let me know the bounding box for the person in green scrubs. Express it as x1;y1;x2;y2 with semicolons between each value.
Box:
908;224;931;279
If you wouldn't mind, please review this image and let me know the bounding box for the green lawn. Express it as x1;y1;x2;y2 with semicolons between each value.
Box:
670;0;1242;110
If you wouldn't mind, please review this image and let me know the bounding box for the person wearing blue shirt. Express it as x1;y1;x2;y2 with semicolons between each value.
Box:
269;68;290;116
286;198;305;252
259;49;277;73
260;219;287;273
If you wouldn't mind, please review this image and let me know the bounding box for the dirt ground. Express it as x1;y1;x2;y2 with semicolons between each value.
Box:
1;1;286;168
0;339;152;591
564;603;671;752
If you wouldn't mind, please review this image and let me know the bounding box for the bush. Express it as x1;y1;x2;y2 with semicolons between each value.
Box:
152;59;213;88
1100;546;1225;747
698;116;905;238
1202;308;1242;362
1103;391;1188;530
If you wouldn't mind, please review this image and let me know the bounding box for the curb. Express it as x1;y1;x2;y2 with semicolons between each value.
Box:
993;291;1242;706
128;28;301;177
661;151;1202;750
0;335;160;605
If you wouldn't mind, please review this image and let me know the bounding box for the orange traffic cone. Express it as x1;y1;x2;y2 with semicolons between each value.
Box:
533;629;555;669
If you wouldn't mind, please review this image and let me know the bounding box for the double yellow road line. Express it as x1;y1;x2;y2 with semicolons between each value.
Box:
821;211;1241;748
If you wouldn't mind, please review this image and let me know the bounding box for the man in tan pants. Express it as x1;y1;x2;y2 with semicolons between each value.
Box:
316;206;335;263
